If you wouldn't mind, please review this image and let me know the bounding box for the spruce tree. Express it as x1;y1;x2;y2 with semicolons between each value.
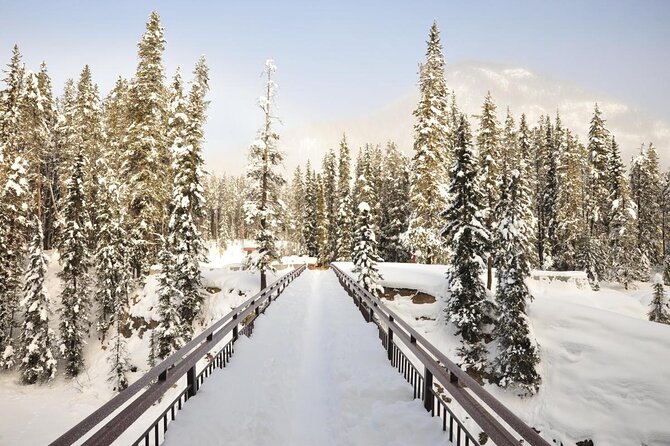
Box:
121;11;169;277
542;115;559;266
379;142;411;262
335;135;353;260
58;150;91;377
288;165;306;254
630;143;662;269
477;92;501;287
404;21;449;264
303;162;319;257
244;60;285;289
19;218;57;384
493;169;541;395
170;57;209;337
441;116;491;374
103;77;130;173
649;275;670;324
315;174;329;266
352;175;384;298
586;104;610;244
606;137;640;287
321;149;338;264
155;244;184;359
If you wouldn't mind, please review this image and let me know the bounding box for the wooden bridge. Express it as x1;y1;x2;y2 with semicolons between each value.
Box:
49;264;550;446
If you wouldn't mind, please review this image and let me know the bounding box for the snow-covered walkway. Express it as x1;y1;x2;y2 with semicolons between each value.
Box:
163;270;444;446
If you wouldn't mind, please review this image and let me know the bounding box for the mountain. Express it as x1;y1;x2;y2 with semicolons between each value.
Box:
205;62;670;175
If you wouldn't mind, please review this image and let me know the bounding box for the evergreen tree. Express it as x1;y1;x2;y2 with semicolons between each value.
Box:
0;45;24;161
94;175;130;340
352;176;384;298
630;143;662;269
303;162;319;257
0;156;30;368
493;169;541;395
649;275;670;324
321;149;338;264
404;21;449;264
103;77;130;173
379;142;411;262
335;135;353;261
477;92;501;287
542;115;559;266
170;57;209;338
19;218;57;384
121;11;169;277
244;60;285;289
58;151;91;377
441;116;491;374
155;244;184;359
287;165;305;254
586;104;610;240
315;174;329;266
606;137;640;287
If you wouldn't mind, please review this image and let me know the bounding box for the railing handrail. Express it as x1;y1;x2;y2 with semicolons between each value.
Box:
331;263;550;446
50;264;306;446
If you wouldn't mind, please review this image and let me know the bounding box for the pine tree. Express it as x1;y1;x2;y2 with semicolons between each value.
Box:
404;21;449;264
19;218;57;384
352;175;384;298
379;142;410;262
169;57;209;337
103;77;130;173
303;162;319;257
493;169;541;395
335;135;353;261
586;104;610;240
244;60;285;289
606;137;640;288
0;156;30;368
36;62;61;250
649;275;670;324
121;11;169;277
94;175;130;340
542;115;559;266
315;174;329;266
477;92;501;287
155;245;184;359
0;45;24;161
321;149;338;264
630;143;662;269
287;165;305;254
441;116;491;374
58;151;91;377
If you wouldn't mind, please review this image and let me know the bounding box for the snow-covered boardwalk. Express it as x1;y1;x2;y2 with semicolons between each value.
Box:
163;270;445;446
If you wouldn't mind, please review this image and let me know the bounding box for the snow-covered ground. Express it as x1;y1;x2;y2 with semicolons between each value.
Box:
0;241;287;446
163;270;446;446
336;262;670;446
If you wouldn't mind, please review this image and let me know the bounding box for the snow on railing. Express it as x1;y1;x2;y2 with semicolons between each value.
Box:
331;264;551;446
49;264;306;446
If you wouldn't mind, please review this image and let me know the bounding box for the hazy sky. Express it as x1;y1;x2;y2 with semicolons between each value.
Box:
1;0;669;172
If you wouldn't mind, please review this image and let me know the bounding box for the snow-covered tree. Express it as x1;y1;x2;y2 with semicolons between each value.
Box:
244;59;285;289
287;165;305;254
649;274;670;324
379;142;411;262
303;162;319;257
335;135;353;260
0;156;30;368
586;104;610;239
542;115;559;266
121;11;169;277
606;137;640;287
102;77;130;173
352;176;384;298
169;58;209;337
155;244;184;359
404;21;449;264
19;218;57;384
441;115;491;374
630;143;662;269
58;150;91;377
493;169;541;395
321;149;338;264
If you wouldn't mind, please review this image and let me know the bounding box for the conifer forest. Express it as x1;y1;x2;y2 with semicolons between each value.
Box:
1;5;669;446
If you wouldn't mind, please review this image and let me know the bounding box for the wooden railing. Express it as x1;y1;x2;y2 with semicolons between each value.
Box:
331;264;550;446
50;264;306;446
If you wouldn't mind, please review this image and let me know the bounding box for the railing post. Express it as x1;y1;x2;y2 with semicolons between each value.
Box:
233;313;239;341
387;316;394;361
423;367;434;412
187;365;197;398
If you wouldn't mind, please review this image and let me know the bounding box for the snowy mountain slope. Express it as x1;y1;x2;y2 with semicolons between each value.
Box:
336;262;670;446
263;62;670;177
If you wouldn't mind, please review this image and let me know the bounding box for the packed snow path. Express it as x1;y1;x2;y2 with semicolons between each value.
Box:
163;270;445;446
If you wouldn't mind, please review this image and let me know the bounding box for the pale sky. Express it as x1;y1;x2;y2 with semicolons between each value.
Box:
1;0;669;173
